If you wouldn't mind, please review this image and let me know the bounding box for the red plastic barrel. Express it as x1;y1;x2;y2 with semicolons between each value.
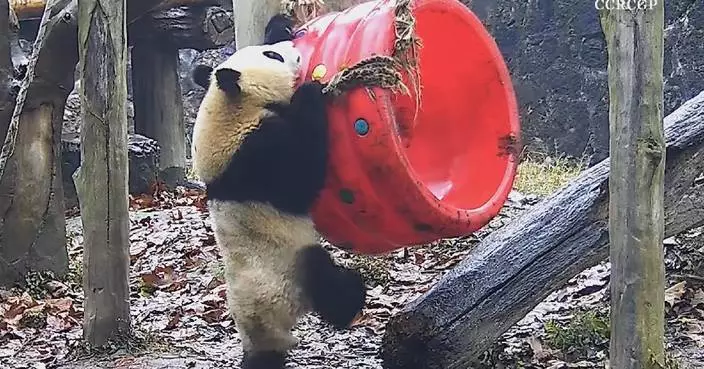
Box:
292;0;520;255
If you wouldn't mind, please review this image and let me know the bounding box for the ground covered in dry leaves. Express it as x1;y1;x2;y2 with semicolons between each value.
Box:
1;180;704;369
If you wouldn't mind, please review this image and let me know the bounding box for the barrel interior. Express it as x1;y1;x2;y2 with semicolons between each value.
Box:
395;1;519;210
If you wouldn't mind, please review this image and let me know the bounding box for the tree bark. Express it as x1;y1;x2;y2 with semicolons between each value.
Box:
75;0;131;346
380;91;704;369
601;5;667;368
131;43;186;187
232;0;280;48
130;5;234;51
0;0;76;286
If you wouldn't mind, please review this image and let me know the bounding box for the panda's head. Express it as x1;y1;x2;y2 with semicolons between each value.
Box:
192;41;302;104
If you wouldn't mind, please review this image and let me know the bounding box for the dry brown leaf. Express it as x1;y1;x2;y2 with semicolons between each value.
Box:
140;265;187;292
44;298;72;313
691;288;704;307
665;280;687;307
171;208;183;220
165;310;182;330
201;308;227;323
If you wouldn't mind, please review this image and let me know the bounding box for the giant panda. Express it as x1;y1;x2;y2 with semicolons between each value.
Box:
190;14;368;369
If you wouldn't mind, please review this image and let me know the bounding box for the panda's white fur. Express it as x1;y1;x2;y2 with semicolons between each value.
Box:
190;15;367;369
208;201;317;352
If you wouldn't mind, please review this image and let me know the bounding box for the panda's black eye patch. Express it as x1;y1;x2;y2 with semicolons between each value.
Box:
263;50;285;63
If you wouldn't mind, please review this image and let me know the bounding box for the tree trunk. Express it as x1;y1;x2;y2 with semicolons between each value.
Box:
600;4;667;368
0;0;77;286
232;0;280;48
380;91;704;369
131;42;186;187
75;0;131;346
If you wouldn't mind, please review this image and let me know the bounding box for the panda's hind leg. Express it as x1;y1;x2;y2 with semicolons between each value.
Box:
296;244;367;330
234;311;292;369
227;275;301;369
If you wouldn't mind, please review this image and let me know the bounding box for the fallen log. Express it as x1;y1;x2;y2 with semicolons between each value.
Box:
9;0;218;21
8;0;44;20
129;5;234;50
381;91;704;369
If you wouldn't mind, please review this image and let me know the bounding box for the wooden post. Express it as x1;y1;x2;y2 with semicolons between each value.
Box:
232;0;280;48
75;0;131;346
600;3;667;368
131;43;187;187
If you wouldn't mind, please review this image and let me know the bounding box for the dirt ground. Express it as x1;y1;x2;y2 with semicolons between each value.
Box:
1;186;703;369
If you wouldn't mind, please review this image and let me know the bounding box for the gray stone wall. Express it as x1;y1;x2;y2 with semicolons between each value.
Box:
465;0;703;165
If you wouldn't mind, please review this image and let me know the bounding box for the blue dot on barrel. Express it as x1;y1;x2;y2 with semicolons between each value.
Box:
354;118;369;136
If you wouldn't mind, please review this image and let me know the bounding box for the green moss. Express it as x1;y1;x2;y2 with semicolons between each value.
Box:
19;308;47;329
514;152;585;197
64;257;83;287
544;310;610;358
22;270;58;299
347;254;391;287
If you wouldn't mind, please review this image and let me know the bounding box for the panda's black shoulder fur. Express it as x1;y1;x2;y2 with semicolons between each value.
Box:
205;81;329;215
204;13;328;215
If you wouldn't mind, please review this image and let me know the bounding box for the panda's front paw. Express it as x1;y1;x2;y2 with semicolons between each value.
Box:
299;80;325;95
291;80;327;111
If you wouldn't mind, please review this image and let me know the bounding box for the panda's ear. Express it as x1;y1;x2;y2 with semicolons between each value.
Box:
215;68;242;96
192;64;213;89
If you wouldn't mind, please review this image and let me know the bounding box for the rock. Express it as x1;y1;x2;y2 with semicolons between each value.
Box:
464;0;704;165
61;134;81;209
62;81;135;136
128;134;161;195
61;133;161;209
178;43;235;157
178;49;200;93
